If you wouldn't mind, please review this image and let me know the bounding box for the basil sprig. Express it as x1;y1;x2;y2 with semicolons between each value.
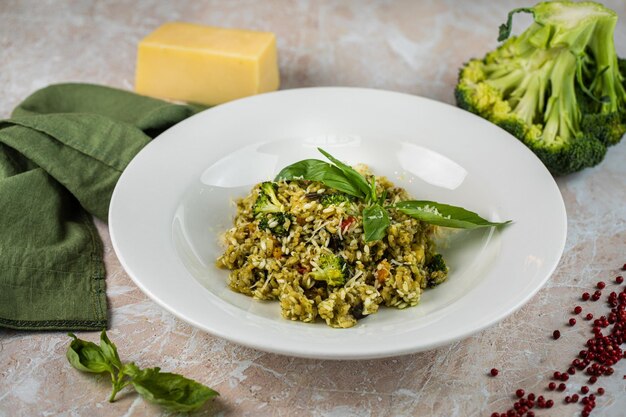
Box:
275;159;365;198
317;148;372;197
394;200;511;229
67;331;218;411
276;148;510;241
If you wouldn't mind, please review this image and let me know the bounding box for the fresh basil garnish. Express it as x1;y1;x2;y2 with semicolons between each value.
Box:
317;148;372;198
275;148;511;242
66;331;218;411
362;204;390;242
275;159;365;198
394;200;511;229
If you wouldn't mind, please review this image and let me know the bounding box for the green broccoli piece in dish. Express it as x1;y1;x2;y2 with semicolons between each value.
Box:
455;1;626;175
310;253;346;286
253;182;284;216
426;253;449;288
427;253;447;273
319;193;353;207
258;212;293;237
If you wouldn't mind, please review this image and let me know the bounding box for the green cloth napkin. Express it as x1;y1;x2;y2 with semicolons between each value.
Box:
0;83;202;331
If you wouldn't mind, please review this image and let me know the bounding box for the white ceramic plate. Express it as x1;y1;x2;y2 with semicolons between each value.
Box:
109;88;566;360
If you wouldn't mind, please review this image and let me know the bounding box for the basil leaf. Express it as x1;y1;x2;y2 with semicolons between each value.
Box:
394;200;511;229
131;367;219;412
67;333;112;374
99;330;122;370
369;176;377;202
362;204;390;242
121;362;141;378
275;159;365;198
318;148;371;198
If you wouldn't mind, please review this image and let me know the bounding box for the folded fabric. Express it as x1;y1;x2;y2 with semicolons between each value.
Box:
0;83;203;330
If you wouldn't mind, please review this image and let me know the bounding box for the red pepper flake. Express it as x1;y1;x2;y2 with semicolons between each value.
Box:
340;216;356;233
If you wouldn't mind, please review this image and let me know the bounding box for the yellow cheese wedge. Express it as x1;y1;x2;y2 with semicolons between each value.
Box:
135;22;279;106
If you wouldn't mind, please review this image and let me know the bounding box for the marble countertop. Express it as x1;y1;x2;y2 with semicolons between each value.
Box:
2;1;626;416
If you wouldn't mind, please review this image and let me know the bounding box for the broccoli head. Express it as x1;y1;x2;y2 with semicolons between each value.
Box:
456;1;626;175
319;193;353;207
310;253;346;286
253;181;284;216
258;212;293;237
427;253;447;273
426;253;449;288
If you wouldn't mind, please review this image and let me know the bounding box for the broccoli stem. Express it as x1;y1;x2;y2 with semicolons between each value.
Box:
543;50;580;144
588;16;626;113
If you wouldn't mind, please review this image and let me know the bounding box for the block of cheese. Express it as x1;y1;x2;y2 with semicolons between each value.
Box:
135;22;279;106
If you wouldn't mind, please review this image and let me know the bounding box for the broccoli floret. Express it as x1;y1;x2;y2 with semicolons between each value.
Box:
455;1;626;175
310;253;346;286
319;193;353;207
258;212;293;237
581;111;626;147
427;253;447;273
253;182;284;215
426;253;449;288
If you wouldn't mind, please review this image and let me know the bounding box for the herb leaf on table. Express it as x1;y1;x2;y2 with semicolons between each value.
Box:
67;333;112;374
130;366;220;412
99;330;122;370
66;330;219;412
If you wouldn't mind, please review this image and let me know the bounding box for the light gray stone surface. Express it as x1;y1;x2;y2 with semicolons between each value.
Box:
1;1;626;416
